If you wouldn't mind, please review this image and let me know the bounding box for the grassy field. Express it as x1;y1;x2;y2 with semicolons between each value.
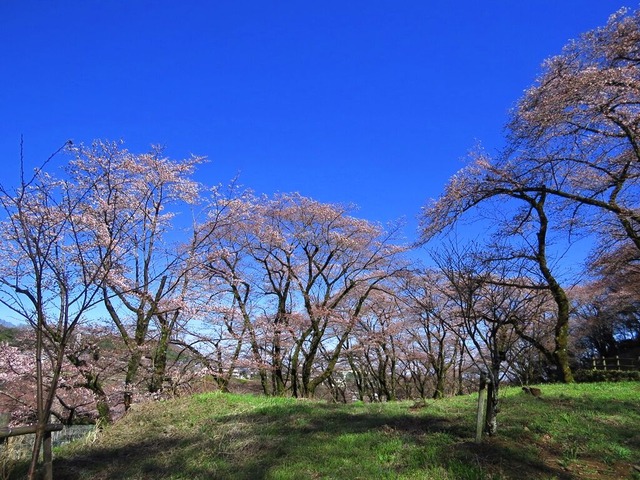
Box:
6;382;640;479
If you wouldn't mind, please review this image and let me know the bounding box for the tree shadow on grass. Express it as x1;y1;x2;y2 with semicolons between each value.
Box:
53;436;215;480
46;400;591;480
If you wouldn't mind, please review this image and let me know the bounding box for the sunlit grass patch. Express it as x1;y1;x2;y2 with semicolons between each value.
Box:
15;382;635;479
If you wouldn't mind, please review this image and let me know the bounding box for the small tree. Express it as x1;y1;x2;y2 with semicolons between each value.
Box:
0;144;112;478
430;243;546;435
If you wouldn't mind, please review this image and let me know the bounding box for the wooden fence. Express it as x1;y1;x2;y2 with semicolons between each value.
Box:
0;423;63;480
590;356;640;371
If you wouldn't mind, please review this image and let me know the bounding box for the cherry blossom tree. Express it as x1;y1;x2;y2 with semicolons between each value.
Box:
201;192;408;398
397;269;463;399
0;144;115;478
257;194;408;398
200;189;274;394
346;289;408;402
0;324;172;428
420;7;640;384
571;243;640;360
420;157;576;382
0;339;36;425
429;243;548;435
587;243;640;343
65;140;205;409
62;325;132;423
507;7;640;254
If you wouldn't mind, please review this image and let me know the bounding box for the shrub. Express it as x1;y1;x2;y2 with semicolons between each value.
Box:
574;369;640;383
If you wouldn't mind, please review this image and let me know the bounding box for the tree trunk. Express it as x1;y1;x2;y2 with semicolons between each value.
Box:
149;322;171;393
554;314;574;383
432;352;448;399
484;380;498;436
531;192;574;383
271;329;286;396
28;307;45;480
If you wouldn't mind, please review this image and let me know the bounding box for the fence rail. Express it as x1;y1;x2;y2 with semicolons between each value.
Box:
0;423;63;480
590;356;640;371
0;423;63;440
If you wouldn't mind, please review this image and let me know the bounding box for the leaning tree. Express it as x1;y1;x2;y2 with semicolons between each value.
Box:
419;7;640;382
508;7;640;253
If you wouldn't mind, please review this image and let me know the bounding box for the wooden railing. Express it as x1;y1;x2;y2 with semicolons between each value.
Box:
590;356;640;371
0;423;63;480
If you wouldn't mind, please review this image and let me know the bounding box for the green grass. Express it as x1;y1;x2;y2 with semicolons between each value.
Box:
8;382;640;479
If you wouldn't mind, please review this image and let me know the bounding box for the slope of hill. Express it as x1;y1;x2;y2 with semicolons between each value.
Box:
9;382;640;479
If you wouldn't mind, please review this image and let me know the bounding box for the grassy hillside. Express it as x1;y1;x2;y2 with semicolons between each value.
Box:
10;382;640;479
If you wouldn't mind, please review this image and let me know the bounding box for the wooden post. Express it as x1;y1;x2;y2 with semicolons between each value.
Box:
592;357;596;370
475;372;488;444
0;424;63;480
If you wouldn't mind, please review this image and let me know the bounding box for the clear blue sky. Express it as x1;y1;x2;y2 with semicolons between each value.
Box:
0;1;630;241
